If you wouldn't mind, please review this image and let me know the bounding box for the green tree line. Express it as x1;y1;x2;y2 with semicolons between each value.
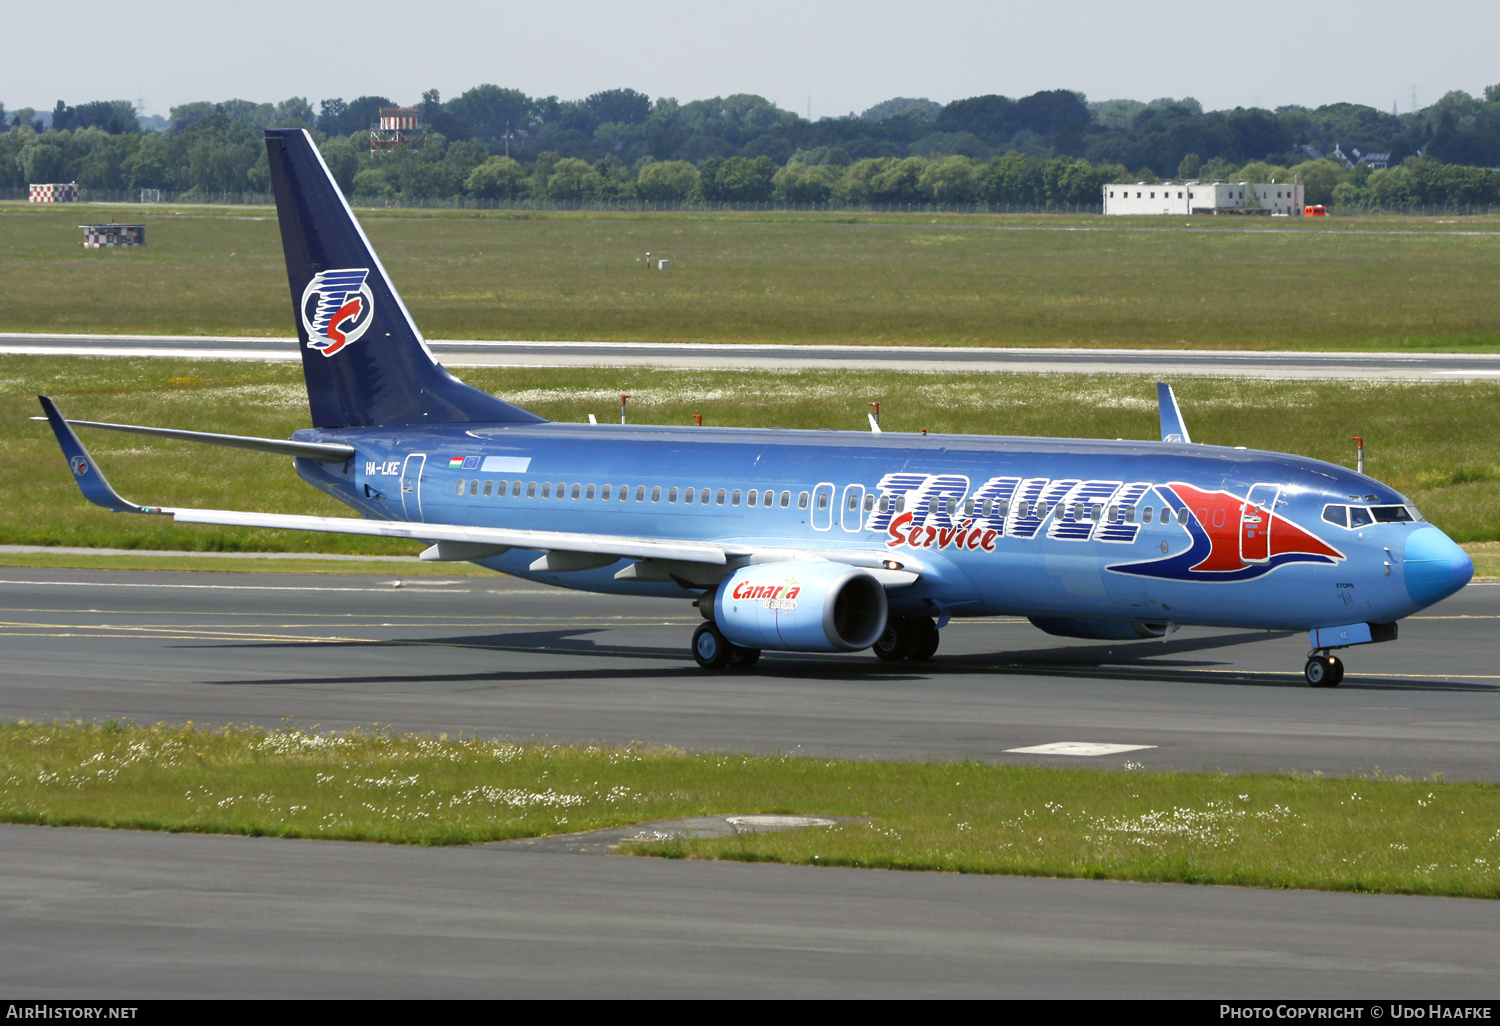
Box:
7;85;1500;208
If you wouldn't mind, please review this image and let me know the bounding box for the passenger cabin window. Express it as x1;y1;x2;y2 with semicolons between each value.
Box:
483;480;493;497
1142;506;1153;524
570;484;580;499
731;489;741;506
527;481;537;498
455;479;465;496
541;483;551;499
555;482;566;499
818;492;830;511
764;490;775;507
651;486;662;503
669;487;679;503
748;489;758;507
601;484;612;500
470;480;479;496
781;491;792;508
864;494;875;512
716;489;726;505
512;481;523;497
635;486;646;502
799;492;810;509
1177;508;1190;525
683;487;694;504
700;487;711;504
586;484;596;499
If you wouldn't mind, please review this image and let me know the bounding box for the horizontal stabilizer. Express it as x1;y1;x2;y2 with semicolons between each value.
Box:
29;414;355;463
1157;382;1191;444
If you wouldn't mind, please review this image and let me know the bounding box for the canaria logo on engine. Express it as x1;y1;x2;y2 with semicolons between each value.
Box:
300;268;374;357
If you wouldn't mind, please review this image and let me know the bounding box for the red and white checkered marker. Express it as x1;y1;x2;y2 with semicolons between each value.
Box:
29;182;79;202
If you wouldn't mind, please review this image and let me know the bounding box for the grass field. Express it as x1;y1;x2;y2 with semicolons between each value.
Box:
4;201;1500;349
4;356;1499;551
4;720;1497;898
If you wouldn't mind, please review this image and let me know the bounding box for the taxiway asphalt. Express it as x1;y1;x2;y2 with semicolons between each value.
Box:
5;822;1499;999
3;566;1497;998
1;567;1495;779
5;332;1500;378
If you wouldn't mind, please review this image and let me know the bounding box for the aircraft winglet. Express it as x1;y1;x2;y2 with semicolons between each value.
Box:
1156;382;1191;444
37;396;159;514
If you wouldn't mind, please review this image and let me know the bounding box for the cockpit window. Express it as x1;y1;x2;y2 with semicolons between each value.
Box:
1321;504;1348;528
1370;505;1414;523
1348;506;1373;528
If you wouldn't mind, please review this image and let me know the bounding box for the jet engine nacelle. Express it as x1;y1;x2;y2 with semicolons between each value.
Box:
1029;617;1173;641
714;561;888;652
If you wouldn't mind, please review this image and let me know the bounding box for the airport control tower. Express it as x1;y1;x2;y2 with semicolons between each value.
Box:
370;107;424;154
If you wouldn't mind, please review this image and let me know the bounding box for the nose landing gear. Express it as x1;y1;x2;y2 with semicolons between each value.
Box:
1304;652;1344;687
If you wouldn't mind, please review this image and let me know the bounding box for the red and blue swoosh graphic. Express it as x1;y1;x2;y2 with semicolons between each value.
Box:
1108;483;1344;583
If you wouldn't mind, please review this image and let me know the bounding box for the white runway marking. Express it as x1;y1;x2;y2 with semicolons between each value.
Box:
0;578;463;594
1005;742;1158;757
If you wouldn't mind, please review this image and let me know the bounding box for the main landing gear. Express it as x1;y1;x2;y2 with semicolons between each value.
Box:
1304;652;1344;688
873;615;940;663
692;622;760;671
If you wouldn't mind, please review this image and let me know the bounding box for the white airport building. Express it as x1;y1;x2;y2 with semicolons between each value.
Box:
1103;181;1306;215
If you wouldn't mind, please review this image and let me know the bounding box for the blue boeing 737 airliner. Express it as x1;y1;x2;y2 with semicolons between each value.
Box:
39;129;1475;686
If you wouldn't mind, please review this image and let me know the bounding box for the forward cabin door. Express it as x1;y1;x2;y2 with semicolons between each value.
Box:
1239;483;1280;564
401;454;427;522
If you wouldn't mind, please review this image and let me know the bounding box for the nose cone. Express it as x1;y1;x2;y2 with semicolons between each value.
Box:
1404;527;1474;608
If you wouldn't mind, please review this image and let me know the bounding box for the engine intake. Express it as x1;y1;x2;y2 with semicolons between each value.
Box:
713;561;888;652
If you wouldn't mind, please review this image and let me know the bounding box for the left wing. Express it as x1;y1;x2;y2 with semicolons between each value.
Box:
37;396;919;587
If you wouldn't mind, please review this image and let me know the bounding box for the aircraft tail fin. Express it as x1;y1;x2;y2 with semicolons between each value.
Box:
264;128;544;429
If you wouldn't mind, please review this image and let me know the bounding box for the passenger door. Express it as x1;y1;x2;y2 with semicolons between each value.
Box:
1239;483;1279;564
400;454;427;522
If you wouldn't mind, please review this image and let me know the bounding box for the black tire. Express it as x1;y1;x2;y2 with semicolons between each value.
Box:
873;619;910;661
728;645;761;670
1305;655;1339;687
907;617;940;662
693;622;732;670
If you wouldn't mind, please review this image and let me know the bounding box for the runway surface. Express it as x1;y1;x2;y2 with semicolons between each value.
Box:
5;332;1500;378
3;566;1498;997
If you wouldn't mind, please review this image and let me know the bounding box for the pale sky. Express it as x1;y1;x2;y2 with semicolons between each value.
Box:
8;0;1495;120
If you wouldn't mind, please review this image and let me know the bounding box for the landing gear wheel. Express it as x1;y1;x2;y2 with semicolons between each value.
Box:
873;615;940;662
693;622;732;670
873;620;912;661
907;618;940;662
728;645;761;670
1305;655;1344;688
